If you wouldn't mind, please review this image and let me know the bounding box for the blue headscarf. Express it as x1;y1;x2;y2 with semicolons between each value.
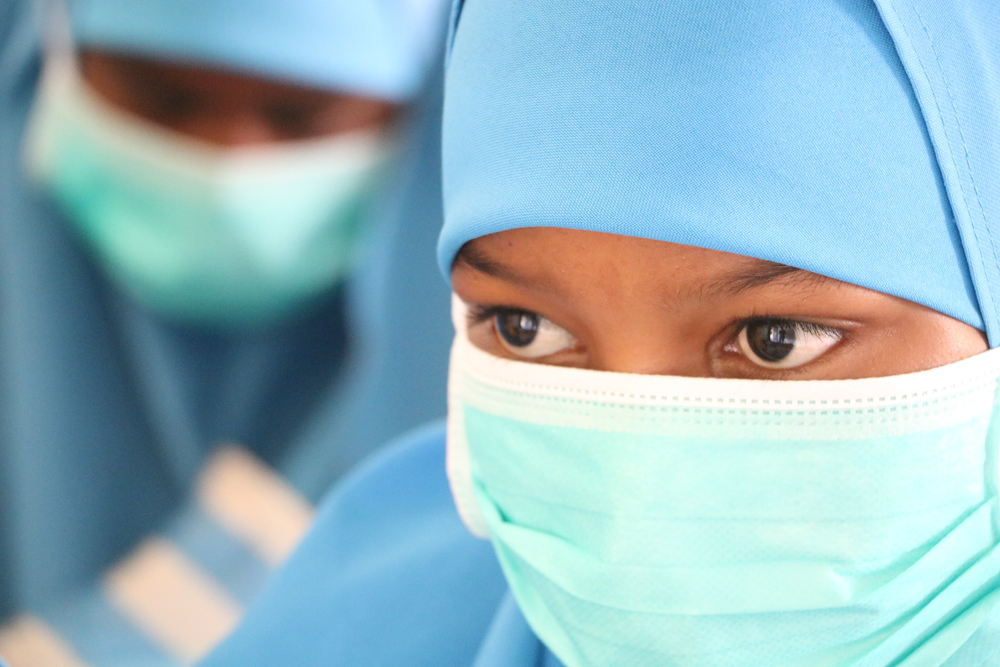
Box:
69;0;449;101
438;0;1000;343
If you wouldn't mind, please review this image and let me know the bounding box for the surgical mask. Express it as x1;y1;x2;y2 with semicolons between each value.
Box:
447;298;1000;667
25;60;391;328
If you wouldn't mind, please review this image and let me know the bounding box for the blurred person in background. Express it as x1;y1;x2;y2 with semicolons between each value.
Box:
0;0;452;662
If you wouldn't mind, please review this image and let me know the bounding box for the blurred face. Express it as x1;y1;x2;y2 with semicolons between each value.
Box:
452;227;988;380
80;50;400;146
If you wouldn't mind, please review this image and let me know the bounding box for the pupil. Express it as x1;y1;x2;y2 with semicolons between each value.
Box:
497;311;540;347
747;321;796;362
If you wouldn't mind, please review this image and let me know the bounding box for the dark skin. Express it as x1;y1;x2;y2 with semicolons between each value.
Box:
452;227;989;380
80;50;399;146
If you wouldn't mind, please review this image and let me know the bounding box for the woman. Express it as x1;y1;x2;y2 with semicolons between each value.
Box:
0;0;452;662
201;0;1000;665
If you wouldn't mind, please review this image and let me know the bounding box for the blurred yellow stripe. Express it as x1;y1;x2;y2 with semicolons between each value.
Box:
102;538;242;664
197;445;314;567
0;615;89;667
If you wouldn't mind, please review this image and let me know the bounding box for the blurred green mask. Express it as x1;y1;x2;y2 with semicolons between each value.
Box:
25;62;390;328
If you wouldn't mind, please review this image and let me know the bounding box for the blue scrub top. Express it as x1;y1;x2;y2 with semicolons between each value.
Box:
199;422;567;667
0;0;452;620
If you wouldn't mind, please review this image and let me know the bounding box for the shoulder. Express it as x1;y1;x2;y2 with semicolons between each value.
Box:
325;420;457;534
201;421;509;667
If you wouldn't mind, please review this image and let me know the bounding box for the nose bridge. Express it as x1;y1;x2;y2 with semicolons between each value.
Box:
585;308;710;378
591;341;706;377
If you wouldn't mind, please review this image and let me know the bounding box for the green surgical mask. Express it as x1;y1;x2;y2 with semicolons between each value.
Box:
447;298;1000;667
25;61;390;328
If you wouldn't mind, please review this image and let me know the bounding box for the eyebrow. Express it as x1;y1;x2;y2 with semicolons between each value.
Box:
710;261;822;296
454;241;541;288
455;240;828;296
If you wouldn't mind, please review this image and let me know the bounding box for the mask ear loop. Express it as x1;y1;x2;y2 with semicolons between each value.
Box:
37;0;77;64
22;0;86;180
985;382;1000;535
446;294;492;538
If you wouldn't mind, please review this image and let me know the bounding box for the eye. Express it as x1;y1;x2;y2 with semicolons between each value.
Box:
736;318;842;369
126;82;199;125
265;102;316;139
492;309;577;359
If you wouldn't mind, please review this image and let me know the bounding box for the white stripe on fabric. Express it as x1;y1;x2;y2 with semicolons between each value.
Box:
0;615;89;667
162;505;272;607
196;445;314;567
2;445;313;666
101;538;242;664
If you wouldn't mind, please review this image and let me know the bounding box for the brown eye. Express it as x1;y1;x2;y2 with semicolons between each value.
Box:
265;102;317;139
118;77;200;126
746;321;796;362
493;309;576;359
497;311;540;347
738;319;841;369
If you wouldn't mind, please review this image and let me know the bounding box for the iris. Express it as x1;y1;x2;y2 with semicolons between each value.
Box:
746;320;796;362
496;311;540;347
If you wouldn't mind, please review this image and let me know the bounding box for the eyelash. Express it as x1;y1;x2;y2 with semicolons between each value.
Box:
733;316;841;339
466;304;516;328
467;305;845;365
469;307;841;334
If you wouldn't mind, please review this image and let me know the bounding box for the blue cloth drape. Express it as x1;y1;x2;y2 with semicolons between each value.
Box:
199;423;519;667
0;0;452;618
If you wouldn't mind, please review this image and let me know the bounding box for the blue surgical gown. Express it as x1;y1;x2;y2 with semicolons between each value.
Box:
0;0;451;623
199;422;567;667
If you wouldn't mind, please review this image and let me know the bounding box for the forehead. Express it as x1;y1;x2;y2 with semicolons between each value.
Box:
454;227;834;298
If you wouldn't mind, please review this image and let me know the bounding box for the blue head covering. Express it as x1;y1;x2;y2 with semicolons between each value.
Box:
439;0;1000;343
69;0;449;101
